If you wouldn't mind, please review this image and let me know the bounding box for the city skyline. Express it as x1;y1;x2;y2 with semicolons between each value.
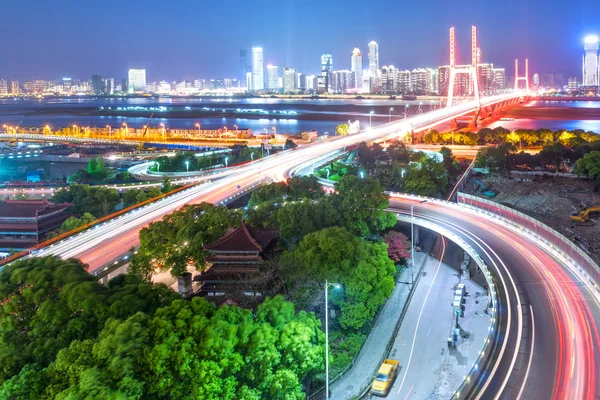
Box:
2;0;600;81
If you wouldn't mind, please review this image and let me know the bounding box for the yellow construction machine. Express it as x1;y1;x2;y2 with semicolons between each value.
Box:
571;206;600;223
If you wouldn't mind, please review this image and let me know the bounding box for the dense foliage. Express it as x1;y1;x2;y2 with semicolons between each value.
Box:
282;227;396;330
0;258;323;399
151;145;263;173
130;203;241;279
575;151;600;191
47;212;96;238
51;183;121;218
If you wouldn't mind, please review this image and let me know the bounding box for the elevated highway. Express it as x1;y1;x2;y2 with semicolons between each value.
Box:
16;91;598;398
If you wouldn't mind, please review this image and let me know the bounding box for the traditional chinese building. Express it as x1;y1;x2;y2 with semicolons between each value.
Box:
195;221;282;306
0;200;72;251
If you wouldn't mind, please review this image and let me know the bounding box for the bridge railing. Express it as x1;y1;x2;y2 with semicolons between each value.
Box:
457;192;600;295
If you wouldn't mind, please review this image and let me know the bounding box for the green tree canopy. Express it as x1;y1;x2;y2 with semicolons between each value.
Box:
575;150;600;191
130;202;241;279
51;184;120;217
48;212;96;238
282;227;395;330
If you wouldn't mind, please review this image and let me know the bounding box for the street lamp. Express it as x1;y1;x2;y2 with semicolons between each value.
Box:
326;168;330;179
360;171;364;179
410;200;428;284
389;107;394;123
156;161;160;173
369;110;374;127
225;156;229;167
106;125;112;138
404;104;409;119
195;123;200;136
234;124;238;131
250;152;254;161
418;102;423;114
185;160;189;172
325;280;341;400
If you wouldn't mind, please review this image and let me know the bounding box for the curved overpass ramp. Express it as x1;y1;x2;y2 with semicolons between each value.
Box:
388;194;600;400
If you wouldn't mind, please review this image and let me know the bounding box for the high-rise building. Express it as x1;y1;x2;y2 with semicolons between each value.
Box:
245;72;253;91
104;78;115;94
240;50;249;82
368;41;379;87
91;74;104;94
477;63;494;94
492;68;506;92
297;73;306;90
532;73;540;88
10;81;20;95
351;48;362;90
0;80;8;95
331;70;352;93
128;69;147;92
319;54;333;93
266;65;279;90
251;47;264;91
568;77;579;91
305;75;317;91
23;80;50;94
396;70;411;93
541;73;555;87
583;35;599;89
437;66;450;96
411;68;436;95
380;65;396;92
283;67;296;93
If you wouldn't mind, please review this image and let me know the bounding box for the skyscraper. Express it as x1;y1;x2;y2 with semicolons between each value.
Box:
251;47;264;91
283;67;296;93
0;80;8;95
240;50;249;82
583;35;599;89
368;41;379;84
128;69;147;92
266;65;279;90
91;74;104;94
319;54;333;92
351;48;362;90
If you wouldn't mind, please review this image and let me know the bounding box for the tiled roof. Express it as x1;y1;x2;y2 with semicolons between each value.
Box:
205;221;279;252
0;200;71;218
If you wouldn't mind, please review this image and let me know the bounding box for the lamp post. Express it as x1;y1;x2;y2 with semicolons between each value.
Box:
195;123;201;137
325;280;341;400
404;104;409;119
106;125;112;138
411;200;428;284
225;156;229;167
389;107;394;123
156;161;160;173
326;168;330;179
185;160;189;172
360;171;364;179
234;124;238;132
418;102;423;114
369;111;374;127
251;152;254;161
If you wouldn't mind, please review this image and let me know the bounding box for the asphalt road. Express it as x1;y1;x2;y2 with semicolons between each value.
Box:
388;197;600;400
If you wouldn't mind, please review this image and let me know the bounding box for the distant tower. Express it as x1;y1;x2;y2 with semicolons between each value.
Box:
320;54;333;92
351;48;363;90
583;35;599;90
251;47;264;91
514;59;529;91
368;41;379;78
240;50;249;82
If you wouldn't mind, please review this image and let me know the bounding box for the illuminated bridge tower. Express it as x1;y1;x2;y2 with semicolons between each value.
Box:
514;58;529;92
446;26;480;107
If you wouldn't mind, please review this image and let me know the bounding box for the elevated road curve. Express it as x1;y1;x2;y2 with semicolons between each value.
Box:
388;195;600;400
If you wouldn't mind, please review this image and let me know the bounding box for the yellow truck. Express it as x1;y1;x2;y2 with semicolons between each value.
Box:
370;359;399;397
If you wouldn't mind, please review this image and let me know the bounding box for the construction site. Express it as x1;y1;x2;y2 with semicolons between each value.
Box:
465;173;600;265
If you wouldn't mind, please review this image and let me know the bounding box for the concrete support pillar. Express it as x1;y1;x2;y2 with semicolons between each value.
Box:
178;272;193;298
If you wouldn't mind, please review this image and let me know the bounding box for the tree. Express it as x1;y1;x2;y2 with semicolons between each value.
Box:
284;138;298;150
161;175;173;193
51;184;120;218
336;123;349;136
422;129;440;144
575;151;600;191
282;227;395;330
48;212;96;238
277;199;326;241
402;155;449;197
130;202;241;279
327;175;396;237
383;231;410;264
13;191;29;200
439;146;461;178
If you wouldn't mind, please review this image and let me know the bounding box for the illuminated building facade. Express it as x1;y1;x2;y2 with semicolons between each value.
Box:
128;69;147;92
583;35;599;89
266;65;279;90
351;48;362;90
251;47;264;91
283;67;296;92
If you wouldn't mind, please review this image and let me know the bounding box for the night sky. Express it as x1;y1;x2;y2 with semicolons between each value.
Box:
2;0;599;81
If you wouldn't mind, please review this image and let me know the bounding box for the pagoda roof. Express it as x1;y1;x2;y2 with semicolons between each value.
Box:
205;221;279;253
0;200;72;219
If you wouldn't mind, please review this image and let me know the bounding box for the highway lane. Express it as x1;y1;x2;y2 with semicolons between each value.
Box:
388;197;600;400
